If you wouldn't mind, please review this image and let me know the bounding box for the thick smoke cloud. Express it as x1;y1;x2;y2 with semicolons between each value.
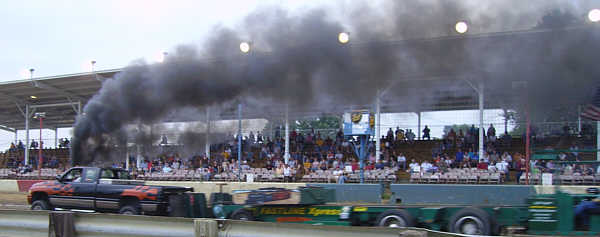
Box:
72;0;600;165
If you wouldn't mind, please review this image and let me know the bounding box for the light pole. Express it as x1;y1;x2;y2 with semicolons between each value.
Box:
238;41;250;181
34;112;46;178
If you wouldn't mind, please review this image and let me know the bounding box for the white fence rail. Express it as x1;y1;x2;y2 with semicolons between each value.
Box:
0;210;464;237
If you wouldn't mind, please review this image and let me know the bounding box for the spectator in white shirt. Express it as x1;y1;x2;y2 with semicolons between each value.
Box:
496;159;509;173
283;164;292;182
397;153;407;170
421;161;433;173
409;159;420;173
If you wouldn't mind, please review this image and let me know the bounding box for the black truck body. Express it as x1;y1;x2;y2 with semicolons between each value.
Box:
27;167;193;215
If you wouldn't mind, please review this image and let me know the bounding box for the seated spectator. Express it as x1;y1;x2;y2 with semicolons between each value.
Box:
333;167;343;179
477;160;488;170
408;159;420;173
375;160;385;170
397;153;406;170
496;159;509;174
488;162;498;172
420;160;433;173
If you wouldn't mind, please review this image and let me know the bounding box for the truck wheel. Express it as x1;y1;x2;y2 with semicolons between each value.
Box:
375;209;416;228
448;207;493;235
31;200;52;211
230;209;255;221
119;205;140;215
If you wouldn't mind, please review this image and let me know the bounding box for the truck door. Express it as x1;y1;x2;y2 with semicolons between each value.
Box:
50;168;96;209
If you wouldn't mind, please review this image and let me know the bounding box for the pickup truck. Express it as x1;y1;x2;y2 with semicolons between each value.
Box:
27;167;193;215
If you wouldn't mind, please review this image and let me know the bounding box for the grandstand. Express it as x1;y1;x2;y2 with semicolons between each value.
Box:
0;26;599;185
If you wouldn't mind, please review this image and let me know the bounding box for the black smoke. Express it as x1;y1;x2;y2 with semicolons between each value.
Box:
72;0;600;165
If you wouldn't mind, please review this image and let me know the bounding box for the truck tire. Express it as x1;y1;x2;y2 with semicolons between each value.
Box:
448;207;493;235
119;205;140;215
230;209;255;221
375;209;416;228
31;200;52;211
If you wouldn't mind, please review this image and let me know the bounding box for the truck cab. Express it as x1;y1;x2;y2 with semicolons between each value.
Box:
28;167;192;215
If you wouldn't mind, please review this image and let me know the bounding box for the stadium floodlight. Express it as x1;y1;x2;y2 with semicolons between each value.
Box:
239;42;251;53
589;9;600;22
455;21;468;34
338;32;350;44
30;95;37;99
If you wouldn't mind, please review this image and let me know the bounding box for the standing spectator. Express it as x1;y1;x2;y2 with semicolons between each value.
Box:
337;172;347;184
487;124;496;142
422;126;431;140
570;143;580;160
17;140;25;150
406;129;415;143
516;159;526;183
455;149;464;168
387;128;394;141
283;164;291;182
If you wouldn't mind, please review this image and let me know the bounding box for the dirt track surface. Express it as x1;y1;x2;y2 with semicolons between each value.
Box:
0;192;29;210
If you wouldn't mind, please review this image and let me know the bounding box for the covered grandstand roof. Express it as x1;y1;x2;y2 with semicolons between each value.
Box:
0;69;119;131
0;25;597;131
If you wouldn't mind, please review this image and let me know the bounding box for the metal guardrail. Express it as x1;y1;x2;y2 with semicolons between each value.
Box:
0;209;465;237
0;210;48;237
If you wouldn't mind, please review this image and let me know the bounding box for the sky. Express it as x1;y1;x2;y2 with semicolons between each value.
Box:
0;0;332;81
6;0;593;150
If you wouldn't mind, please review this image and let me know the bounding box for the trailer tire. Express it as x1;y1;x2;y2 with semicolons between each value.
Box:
375;209;416;228
230;209;255;221
448;207;493;235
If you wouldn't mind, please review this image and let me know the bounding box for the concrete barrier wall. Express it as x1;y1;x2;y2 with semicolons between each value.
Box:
310;184;383;203
0;180;18;192
390;184;536;205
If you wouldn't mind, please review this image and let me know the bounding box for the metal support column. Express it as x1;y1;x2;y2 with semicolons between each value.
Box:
578;105;582;136
125;147;130;171
136;123;142;170
14;130;17;145
375;91;381;162
360;136;366;184
54;128;58;148
238;104;242;181
597;121;600;161
478;82;484;161
285;105;290;164
25;104;30;165
417;112;421;140
206;107;211;159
